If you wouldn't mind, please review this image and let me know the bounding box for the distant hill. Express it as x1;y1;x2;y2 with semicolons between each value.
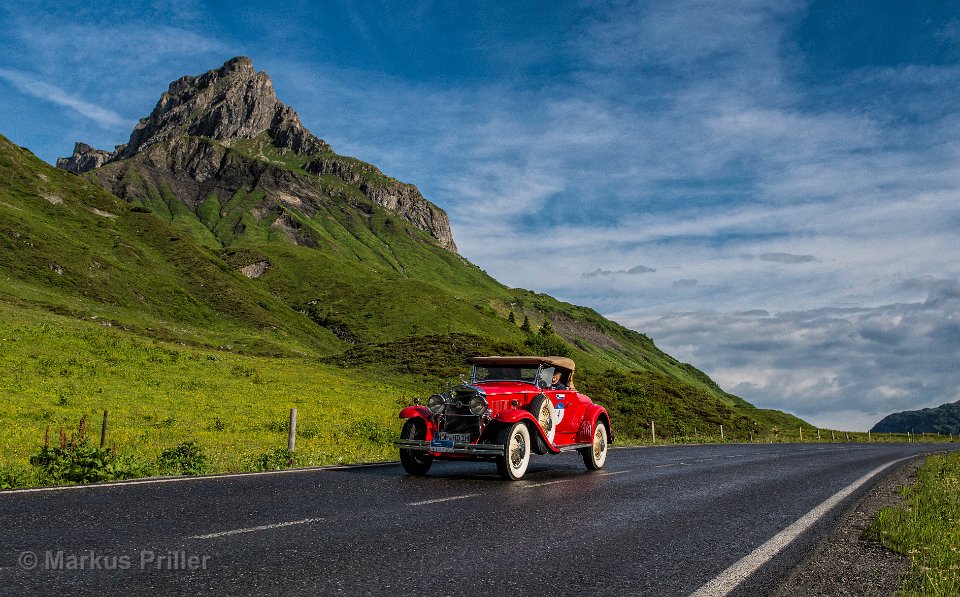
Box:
871;401;960;435
0;56;807;444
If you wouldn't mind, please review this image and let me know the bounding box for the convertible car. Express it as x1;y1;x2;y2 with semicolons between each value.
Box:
395;356;612;480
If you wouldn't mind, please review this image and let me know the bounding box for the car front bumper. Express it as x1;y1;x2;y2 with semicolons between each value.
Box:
394;439;505;456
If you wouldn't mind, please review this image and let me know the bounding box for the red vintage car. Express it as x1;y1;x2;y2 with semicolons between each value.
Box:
395;356;612;480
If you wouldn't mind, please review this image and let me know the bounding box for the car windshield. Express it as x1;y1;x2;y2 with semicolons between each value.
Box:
472;365;544;384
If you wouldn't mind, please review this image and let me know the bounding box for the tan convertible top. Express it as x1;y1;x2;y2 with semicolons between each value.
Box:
469;355;576;372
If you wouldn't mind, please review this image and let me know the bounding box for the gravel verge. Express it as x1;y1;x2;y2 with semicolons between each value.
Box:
772;456;925;596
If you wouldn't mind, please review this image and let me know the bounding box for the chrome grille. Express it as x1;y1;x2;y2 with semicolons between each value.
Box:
438;403;482;437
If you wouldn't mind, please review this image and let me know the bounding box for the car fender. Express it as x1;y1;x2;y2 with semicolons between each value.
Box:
399;405;433;421
488;409;561;454
398;406;437;441
576;405;613;444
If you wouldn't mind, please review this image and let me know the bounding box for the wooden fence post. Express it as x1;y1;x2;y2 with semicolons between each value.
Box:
288;408;298;453
100;410;108;449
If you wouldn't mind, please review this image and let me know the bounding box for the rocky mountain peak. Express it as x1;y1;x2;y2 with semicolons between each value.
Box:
55;57;457;253
117;56;328;160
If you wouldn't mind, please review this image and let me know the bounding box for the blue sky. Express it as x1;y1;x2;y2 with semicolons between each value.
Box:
2;1;959;431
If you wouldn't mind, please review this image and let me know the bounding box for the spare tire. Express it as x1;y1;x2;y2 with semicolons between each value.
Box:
527;393;556;443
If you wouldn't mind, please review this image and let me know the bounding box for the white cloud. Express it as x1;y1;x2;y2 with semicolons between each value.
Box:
618;278;960;431
0;68;128;129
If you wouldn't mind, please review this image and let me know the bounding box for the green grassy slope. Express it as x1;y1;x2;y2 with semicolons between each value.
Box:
0;137;345;357
95;133;761;401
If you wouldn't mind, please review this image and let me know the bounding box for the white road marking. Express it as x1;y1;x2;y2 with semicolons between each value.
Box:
599;470;632;476
408;493;479;506
689;456;914;597
188;517;325;540
523;480;568;488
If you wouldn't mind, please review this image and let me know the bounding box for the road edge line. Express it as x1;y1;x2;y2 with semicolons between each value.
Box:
690;455;913;597
0;461;397;495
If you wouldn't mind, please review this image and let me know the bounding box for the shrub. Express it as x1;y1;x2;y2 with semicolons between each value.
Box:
156;441;208;475
28;417;150;484
524;332;572;357
0;465;32;489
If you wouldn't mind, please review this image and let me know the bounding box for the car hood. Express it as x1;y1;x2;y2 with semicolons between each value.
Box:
472;381;543;396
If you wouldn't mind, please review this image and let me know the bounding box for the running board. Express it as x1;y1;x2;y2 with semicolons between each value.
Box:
555;442;592;453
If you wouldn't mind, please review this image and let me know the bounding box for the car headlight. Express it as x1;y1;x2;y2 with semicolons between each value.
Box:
427;394;447;414
468;395;488;416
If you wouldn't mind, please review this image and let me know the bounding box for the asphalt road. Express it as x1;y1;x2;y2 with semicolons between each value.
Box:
0;442;953;596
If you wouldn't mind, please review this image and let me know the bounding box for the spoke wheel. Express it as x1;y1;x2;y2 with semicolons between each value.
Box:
496;423;531;480
581;421;608;470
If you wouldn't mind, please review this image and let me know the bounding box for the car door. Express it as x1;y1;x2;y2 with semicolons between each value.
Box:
547;387;577;442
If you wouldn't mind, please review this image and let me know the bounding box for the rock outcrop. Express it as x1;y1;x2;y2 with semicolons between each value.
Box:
56;56;456;252
56;142;113;174
304;157;457;251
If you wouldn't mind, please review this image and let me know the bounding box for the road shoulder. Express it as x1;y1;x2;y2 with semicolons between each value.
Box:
772;456;922;596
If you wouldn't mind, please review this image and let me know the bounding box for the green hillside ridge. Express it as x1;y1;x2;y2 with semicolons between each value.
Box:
871;400;960;435
1;133;813;487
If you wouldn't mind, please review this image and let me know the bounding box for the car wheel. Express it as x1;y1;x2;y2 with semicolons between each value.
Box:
527;393;556;443
581;421;608;470
399;419;433;476
496;422;531;480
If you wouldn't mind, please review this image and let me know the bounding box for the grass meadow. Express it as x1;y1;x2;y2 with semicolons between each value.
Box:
870;451;960;596
0;305;422;486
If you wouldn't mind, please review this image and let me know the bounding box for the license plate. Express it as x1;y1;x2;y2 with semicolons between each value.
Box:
430;433;470;452
429;438;455;452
